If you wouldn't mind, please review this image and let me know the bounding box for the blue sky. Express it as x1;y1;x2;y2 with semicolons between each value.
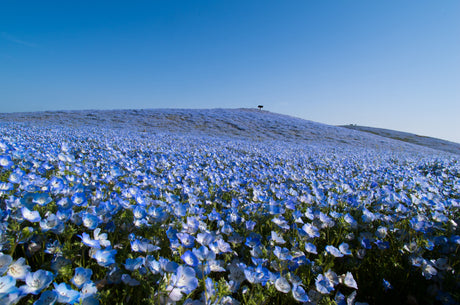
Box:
1;1;459;143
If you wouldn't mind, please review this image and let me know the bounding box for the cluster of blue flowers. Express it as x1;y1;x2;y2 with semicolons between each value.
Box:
0;123;459;304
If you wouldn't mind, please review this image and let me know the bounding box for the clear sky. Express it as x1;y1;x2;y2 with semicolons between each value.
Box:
1;1;459;143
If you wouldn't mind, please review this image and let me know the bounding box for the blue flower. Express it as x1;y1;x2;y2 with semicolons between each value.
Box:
71;192;87;206
33;290;58;305
0;275;18;298
383;278;393;291
0;155;14;169
20;269;54;295
124;257;145;271
302;223;320;239
292;283;310;302
325;245;344;258
71;267;93;289
315;274;335;294
196;232;215;246
176;233;195;248
165;265;199;302
21;207;41;223
274;276;291;293
81;213;100;230
271;231;286;244
78;233;101;249
305;242;318;254
121;274;140;286
340;272;358;289
0;253;13;274
91;248;117;267
7;257;30;280
338;243;352;256
53;282;80;304
274;246;292;261
181;250;199;267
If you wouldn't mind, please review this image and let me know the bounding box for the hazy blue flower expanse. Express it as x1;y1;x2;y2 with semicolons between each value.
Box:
0;111;459;305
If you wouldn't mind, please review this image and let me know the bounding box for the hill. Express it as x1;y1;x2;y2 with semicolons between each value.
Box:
340;124;460;156
0;108;457;156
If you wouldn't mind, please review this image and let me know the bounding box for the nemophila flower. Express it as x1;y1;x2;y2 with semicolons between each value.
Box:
0;275;18;298
21;206;41;223
316;274;335;294
40;213;64;234
124;257;145;271
451;235;460;245
204;277;216;301
133;205;146;220
245;220;256;231
0;155;14;169
272;216;290;230
145;255;162;275
106;267;123;284
177;233;195;248
374;240;390;250
45;240;62;255
339;243;352;256
208;259;225;272
33;290;58;305
71;267;93;289
131;238;159;253
0;253;13;274
362;208;376;223
319;212;334;228
403;241;419;253
7;257;30;280
20;269;54;295
165;265;199;302
33;193;52;206
383;278;393;291
56;198;72;210
121;274;140;286
91;248;117;267
302;223;320;239
8;169;24;184
271;231;286;244
183;216;200;234
80;281;98;297
340;272;358;289
360;238;372;250
181;250;199;267
274;276;291;293
79;233;101;249
220;222;234;235
159;257;179;273
0;182;13;193
71;192;86;206
274;246;292;261
192;246;215;262
292;283;310;302
93;228;111;248
196;232;215;246
215;239;232;253
51;256;71;273
421;261;437;279
80;294;99;305
53;282;80;304
376;226;388;239
305;242;317;254
326;245;344;258
82;213;99;230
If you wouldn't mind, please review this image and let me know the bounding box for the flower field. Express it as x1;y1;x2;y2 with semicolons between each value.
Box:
0;122;459;305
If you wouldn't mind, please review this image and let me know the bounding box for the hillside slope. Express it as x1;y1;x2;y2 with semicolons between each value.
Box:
0;108;457;156
341;125;460;156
